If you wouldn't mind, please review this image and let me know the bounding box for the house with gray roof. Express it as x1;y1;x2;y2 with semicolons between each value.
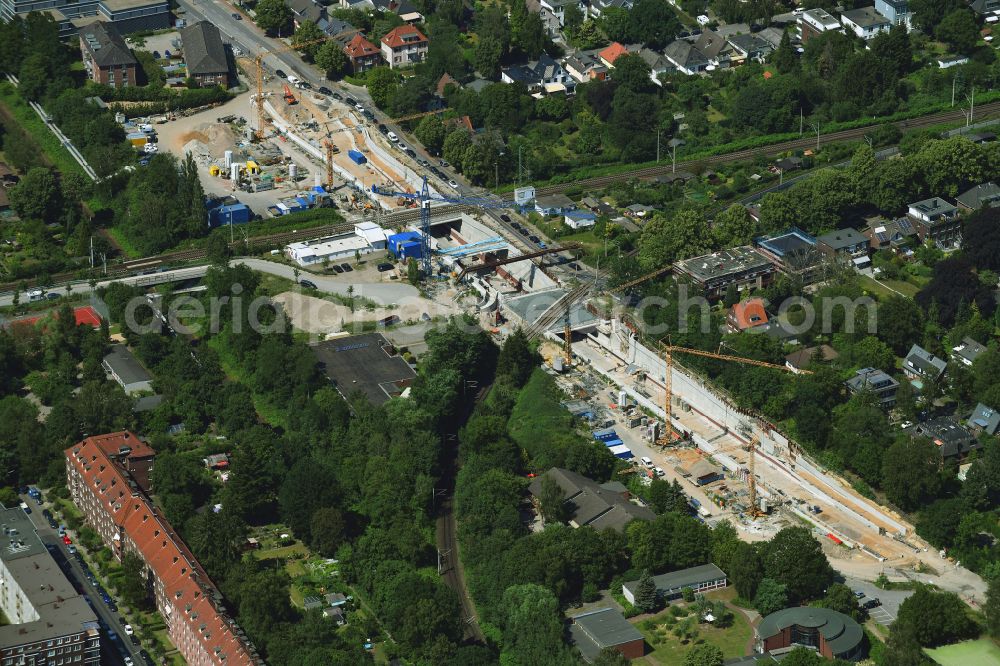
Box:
181;21;230;88
969;403;1000;436
951;337;987;367
103;345;154;395
501;53;572;91
588;0;632;17
638;48;673;84
694;30;732;68
915;416;980;459
528;467;655;533
622;563;728;605
956;182;1000;211
845;367;899;408
727;33;774;62
569;608;645;662
839;6;891;39
664;39;710;75
903;344;947;383
816;228;870;259
563;51;609;83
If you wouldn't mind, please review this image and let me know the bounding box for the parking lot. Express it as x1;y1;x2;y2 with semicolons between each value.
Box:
843;576;915;626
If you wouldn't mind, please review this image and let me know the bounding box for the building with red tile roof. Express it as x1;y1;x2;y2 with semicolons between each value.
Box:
380;25;428;68
341;33;381;73
66;432;262;666
598;42;628;67
727;298;769;333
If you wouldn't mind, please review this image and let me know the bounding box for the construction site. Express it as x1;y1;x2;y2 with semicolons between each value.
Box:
123;37;986;606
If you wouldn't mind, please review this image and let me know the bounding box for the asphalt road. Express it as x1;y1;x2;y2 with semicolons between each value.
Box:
18;493;141;666
842;576;915;627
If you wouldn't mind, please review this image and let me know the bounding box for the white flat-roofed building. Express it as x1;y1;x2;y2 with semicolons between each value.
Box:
286;223;389;266
840;6;891;39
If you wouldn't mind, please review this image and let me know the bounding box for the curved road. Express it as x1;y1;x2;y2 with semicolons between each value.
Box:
0;258;418;308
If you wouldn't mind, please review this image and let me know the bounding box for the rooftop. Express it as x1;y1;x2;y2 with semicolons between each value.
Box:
0;506;99;649
103;345;153;387
99;0;168;10
785;345;839;369
79;21;137;68
952;337;987;365
916;417;979;458
311;333;416;405
845;367;899;393
528;468;654;533
756;227;817;258
840;6;891;26
181;21;229;76
505;289;601;333
757;607;863;657
817;228;868;250
622;563;727;598
970;403;1000;435
569;608;643;661
381;24;427;48
675;246;772;284
956;182;1000;210
909;197;957;217
904;344;946;379
729;298;769;330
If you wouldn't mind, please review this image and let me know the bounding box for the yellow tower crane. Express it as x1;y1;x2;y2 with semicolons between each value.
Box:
656;343;810;446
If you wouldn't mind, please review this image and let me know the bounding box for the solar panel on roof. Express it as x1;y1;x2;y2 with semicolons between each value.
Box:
875;232;889;243
897;218;913;232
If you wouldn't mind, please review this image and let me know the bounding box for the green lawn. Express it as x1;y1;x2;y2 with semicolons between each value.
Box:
858;274;907;300
878;279;921;298
105;227;141;260
637;600;753;665
926;638;1000;666
0;83;86;178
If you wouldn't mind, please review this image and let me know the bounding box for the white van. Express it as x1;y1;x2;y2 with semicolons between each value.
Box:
287;74;301;87
386;131;398;142
641;456;653;468
27;289;44;302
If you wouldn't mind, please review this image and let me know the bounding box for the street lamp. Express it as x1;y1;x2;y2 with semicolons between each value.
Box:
668;138;684;174
810;123;821;153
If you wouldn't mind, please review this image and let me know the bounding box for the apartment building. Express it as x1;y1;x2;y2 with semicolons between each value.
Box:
66;432;263;666
0;506;101;664
380;25;428;68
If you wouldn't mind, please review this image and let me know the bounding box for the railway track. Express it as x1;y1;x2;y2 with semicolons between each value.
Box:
520;101;1000;198
4;102;994;293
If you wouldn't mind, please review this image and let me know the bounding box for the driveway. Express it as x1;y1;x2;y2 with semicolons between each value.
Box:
842;576;914;626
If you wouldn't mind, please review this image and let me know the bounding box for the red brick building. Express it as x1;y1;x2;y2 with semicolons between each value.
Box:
66;432;263;666
569;608;645;661
341;34;382;73
79;22;138;89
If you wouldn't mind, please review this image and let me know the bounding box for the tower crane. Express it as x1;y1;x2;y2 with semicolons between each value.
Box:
656;342;810;446
704;434;763;517
371;176;524;276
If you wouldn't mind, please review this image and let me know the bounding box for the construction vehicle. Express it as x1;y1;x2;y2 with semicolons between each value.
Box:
253;30;355;140
283;84;297;105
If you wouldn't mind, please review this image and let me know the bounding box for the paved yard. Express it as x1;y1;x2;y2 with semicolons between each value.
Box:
843;576;914;626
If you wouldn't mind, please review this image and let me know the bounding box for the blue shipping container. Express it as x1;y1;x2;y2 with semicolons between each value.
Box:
208;203;251;228
348;149;367;165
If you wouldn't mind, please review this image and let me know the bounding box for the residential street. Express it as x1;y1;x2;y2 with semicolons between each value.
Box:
18;493;140;666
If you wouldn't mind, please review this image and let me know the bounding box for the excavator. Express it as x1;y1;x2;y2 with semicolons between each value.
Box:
282;84;297;105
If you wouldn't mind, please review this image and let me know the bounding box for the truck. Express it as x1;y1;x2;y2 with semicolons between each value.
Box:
347;149;367;165
126;132;148;148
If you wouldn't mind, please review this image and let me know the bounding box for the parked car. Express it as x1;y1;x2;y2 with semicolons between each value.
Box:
377;124;388;134
231;12;241;19
344;97;357;106
318;86;333;96
340;263;353;272
377;262;394;272
299;279;317;290
275;69;287;79
448;179;458;188
854;590;865;599
46;292;60;300
331;265;343;274
18;502;30;514
500;214;511;223
529;235;540;243
123;624;134;636
862;598;881;609
518;228;529;236
387;131;398;142
67;544;76;554
405;149;416;158
332;92;343;101
62;534;72;545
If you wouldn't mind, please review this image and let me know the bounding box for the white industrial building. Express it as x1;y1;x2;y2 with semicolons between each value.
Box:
285;222;388;266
